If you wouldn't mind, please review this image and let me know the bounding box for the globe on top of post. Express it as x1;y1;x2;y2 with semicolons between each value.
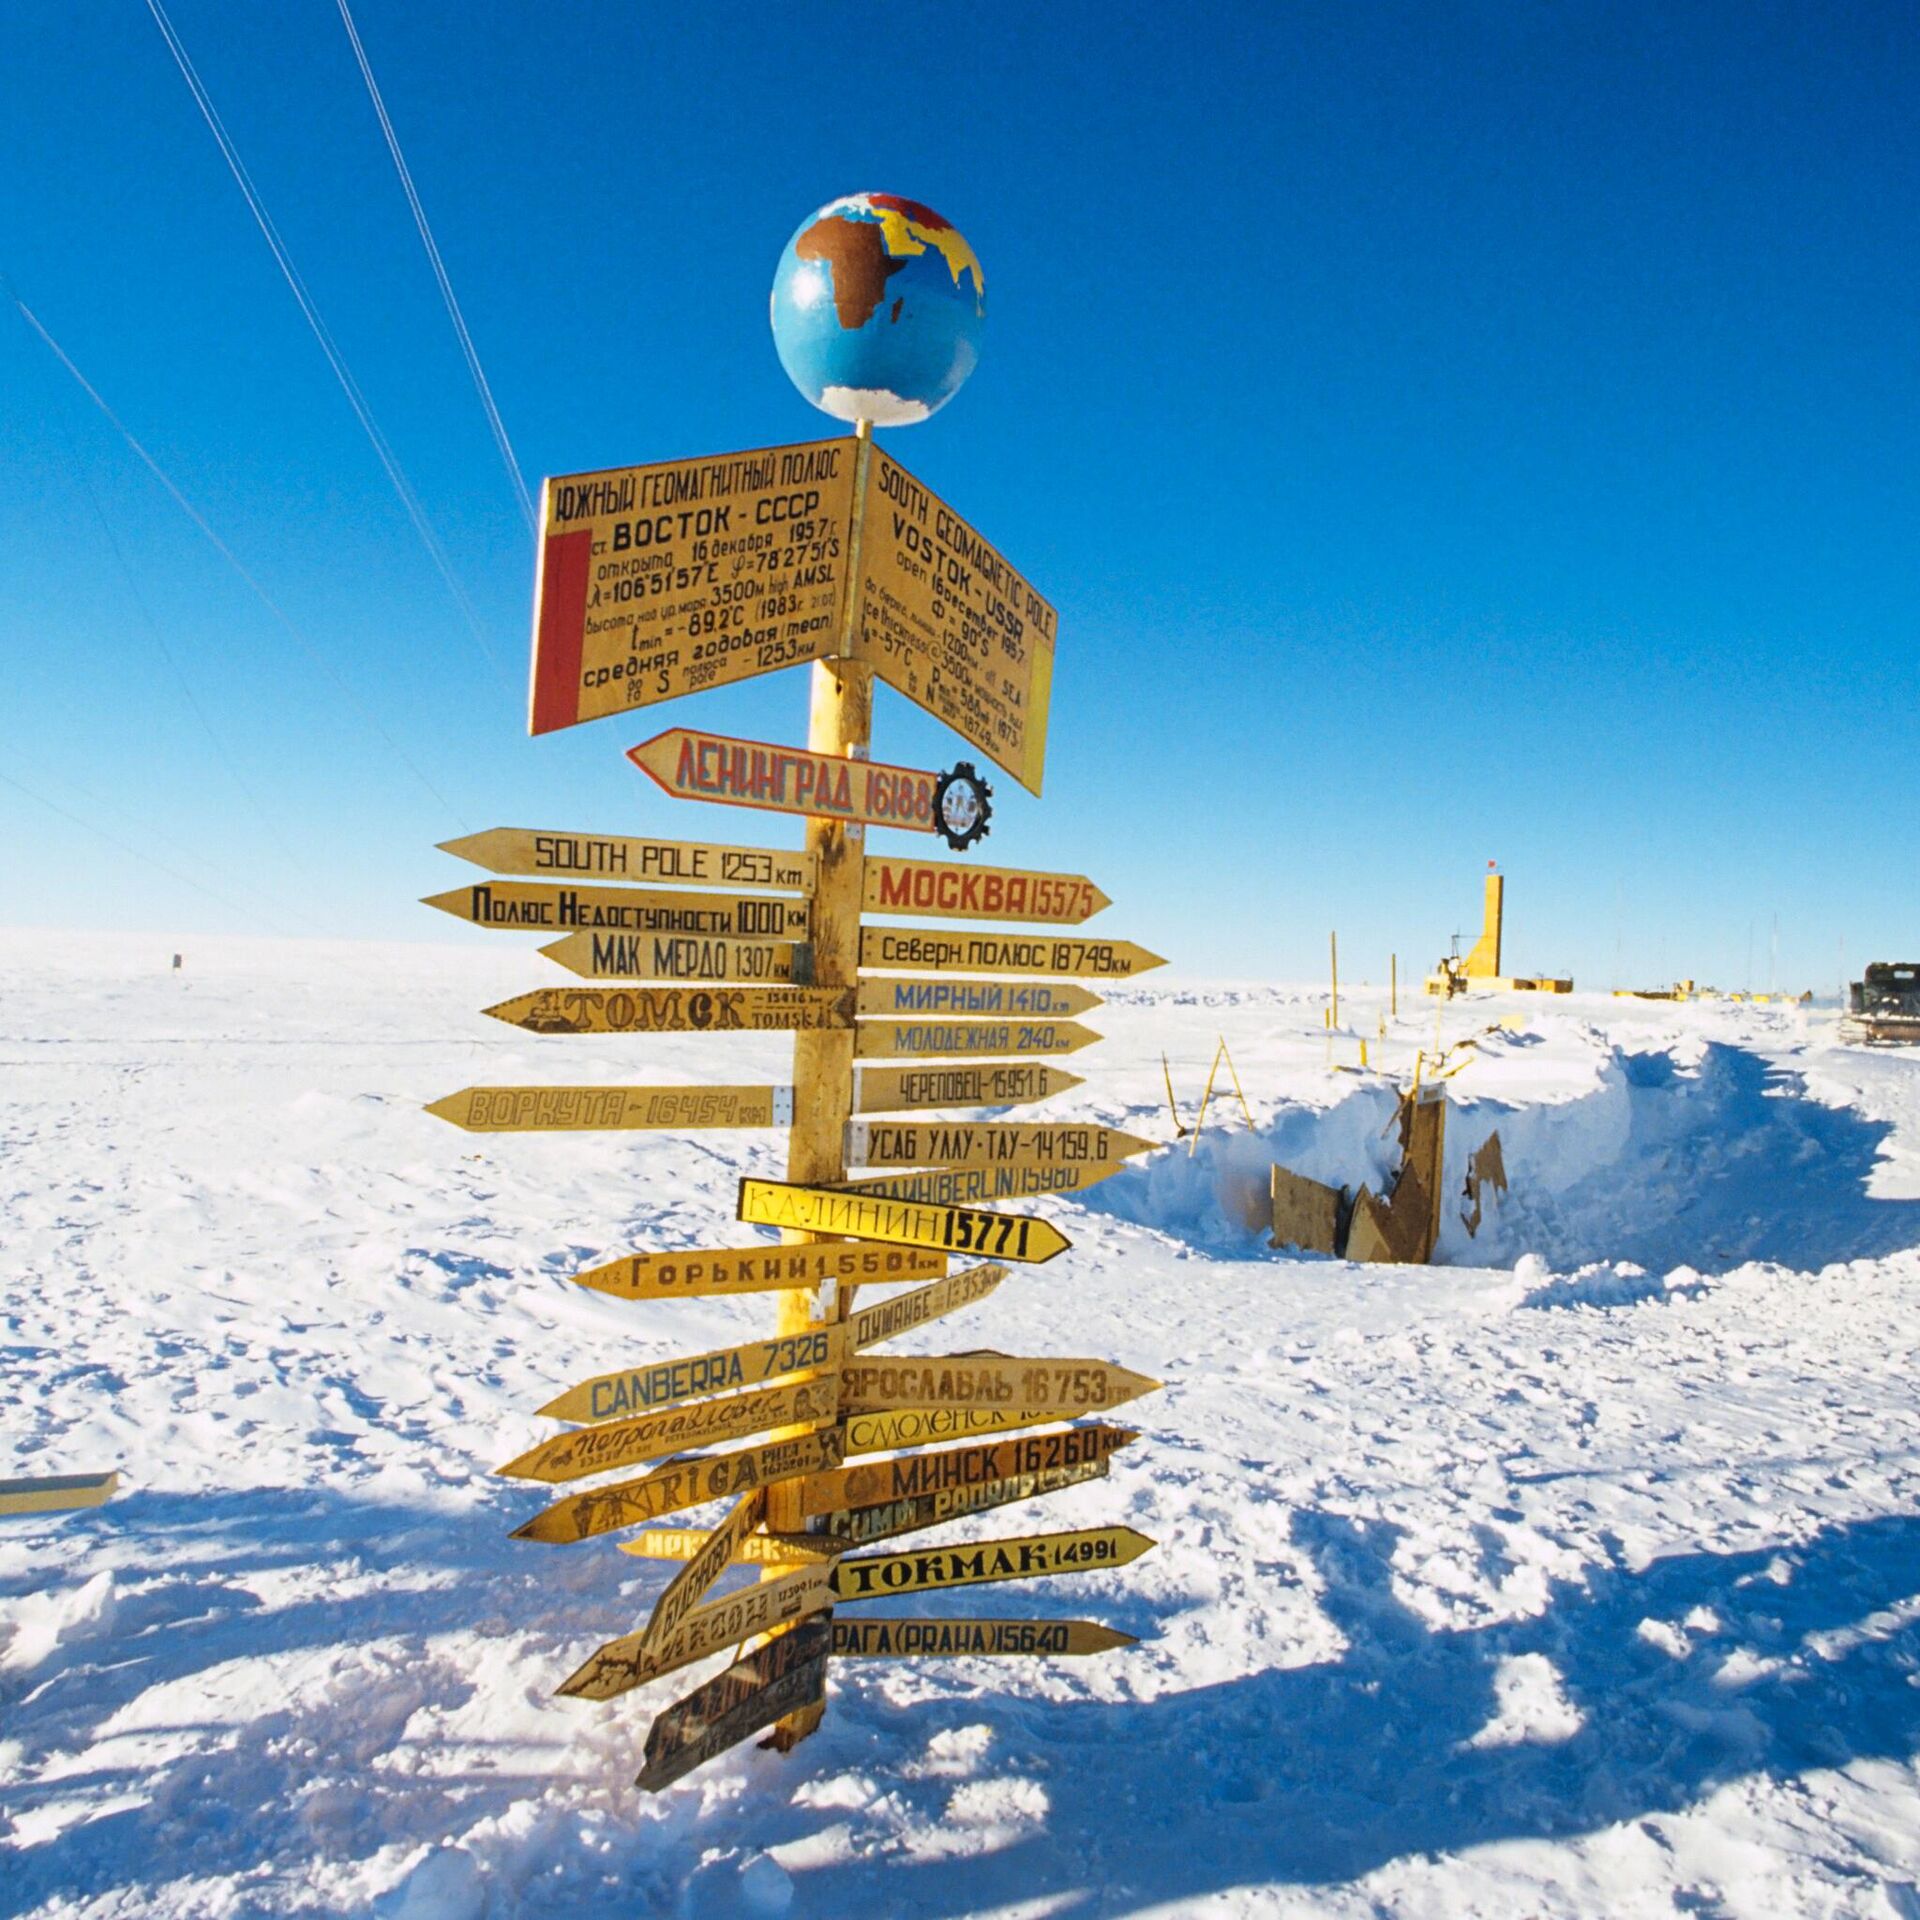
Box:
771;194;985;427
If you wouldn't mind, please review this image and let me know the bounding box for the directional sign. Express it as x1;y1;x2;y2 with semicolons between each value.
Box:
569;1239;941;1303
834;1163;1119;1206
829;1525;1154;1602
440;828;813;893
642;1488;768;1655
847;1262;1005;1350
840;1356;1159;1419
424;882;805;939
620;1528;836;1568
629;728;940;833
512;1426;845;1545
561;1557;838;1699
856;1062;1084;1114
537;1326;844;1426
637;1619;833;1792
426;1085;791;1133
497;1375;839;1485
845;1404;1059;1454
815;1459;1111;1549
854;1018;1100;1061
540;931;804;984
863;857;1107;926
848;1122;1156;1172
861;928;1166;980
851;445;1056;795
530;438;856;737
831;1618;1135;1658
562;1527;1150;1702
738;1178;1072;1265
800;1423;1136;1519
856;977;1101;1020
482;985;850;1037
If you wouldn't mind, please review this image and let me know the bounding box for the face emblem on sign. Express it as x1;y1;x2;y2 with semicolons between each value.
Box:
933;762;993;852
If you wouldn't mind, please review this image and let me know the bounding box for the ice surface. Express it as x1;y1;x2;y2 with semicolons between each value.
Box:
2;930;1918;1916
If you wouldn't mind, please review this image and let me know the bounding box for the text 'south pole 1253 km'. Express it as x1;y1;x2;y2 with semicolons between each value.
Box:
422;191;1168;1787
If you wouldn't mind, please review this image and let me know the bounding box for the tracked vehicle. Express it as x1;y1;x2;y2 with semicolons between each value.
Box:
1841;962;1920;1045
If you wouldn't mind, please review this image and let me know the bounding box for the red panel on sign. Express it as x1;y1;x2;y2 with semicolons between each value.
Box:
529;529;593;736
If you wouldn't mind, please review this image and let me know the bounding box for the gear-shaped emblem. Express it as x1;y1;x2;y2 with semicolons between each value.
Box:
932;762;993;852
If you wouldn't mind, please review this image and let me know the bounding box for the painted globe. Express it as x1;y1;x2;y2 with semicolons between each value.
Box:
770;193;984;426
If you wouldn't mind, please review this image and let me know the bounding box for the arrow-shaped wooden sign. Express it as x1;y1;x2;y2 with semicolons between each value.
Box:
629;727;942;832
844;1404;1059;1455
830;1618;1135;1658
738;1177;1072;1265
539;931;805;983
426;1085;792;1132
424;881;807;939
861;927;1166;980
863;857;1110;925
855;1063;1084;1114
440;828;814;893
832;1163;1119;1207
497;1375;839;1485
511;1426;845;1545
482;985;850;1036
817;1458;1112;1549
854;1017;1100;1060
848;1121;1157;1172
856;978;1102;1020
799;1422;1137;1519
568;1239;941;1302
839;1356;1159;1419
640;1487;769;1657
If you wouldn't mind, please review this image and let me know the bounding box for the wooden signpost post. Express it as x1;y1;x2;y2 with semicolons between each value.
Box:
423;218;1172;1789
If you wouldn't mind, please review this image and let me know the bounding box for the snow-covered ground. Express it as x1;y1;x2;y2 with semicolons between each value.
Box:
4;927;1918;1918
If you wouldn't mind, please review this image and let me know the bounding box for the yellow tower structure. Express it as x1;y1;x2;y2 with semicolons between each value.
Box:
1426;863;1570;995
1463;868;1503;979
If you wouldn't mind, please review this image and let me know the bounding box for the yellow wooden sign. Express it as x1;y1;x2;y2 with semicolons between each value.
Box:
642;1488;768;1655
560;1558;836;1700
847;1262;1005;1349
840;1356;1159;1418
832;1619;1135;1658
629;726;940;833
834;1163;1118;1206
620;1528;835;1568
568;1238;941;1303
815;1459;1110;1549
851;445;1056;795
439;828;813;893
512;1426;845;1545
828;1525;1154;1601
844;1404;1057;1454
637;1619;833;1792
863;857;1108;926
482;985;850;1037
424;881;806;940
800;1422;1135;1518
738;1177;1072;1265
860;928;1166;980
529;438;857;737
497;1375;839;1485
426;1085;791;1133
854;1017;1100;1061
855;1063;1083;1114
0;1471;118;1516
856;977;1101;1020
538;931;803;984
848;1121;1156;1172
536;1325;844;1426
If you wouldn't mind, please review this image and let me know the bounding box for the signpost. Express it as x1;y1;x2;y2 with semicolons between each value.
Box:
441;828;813;893
429;197;1166;1783
738;1177;1073;1264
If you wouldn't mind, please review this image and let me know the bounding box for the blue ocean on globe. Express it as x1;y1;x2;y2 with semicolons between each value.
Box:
771;193;985;426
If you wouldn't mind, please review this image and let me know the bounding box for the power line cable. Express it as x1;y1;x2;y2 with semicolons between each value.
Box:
0;765;303;938
335;0;537;536
5;279;472;829
141;0;514;698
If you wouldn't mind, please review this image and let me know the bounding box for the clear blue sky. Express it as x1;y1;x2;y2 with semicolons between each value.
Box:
3;1;1914;988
